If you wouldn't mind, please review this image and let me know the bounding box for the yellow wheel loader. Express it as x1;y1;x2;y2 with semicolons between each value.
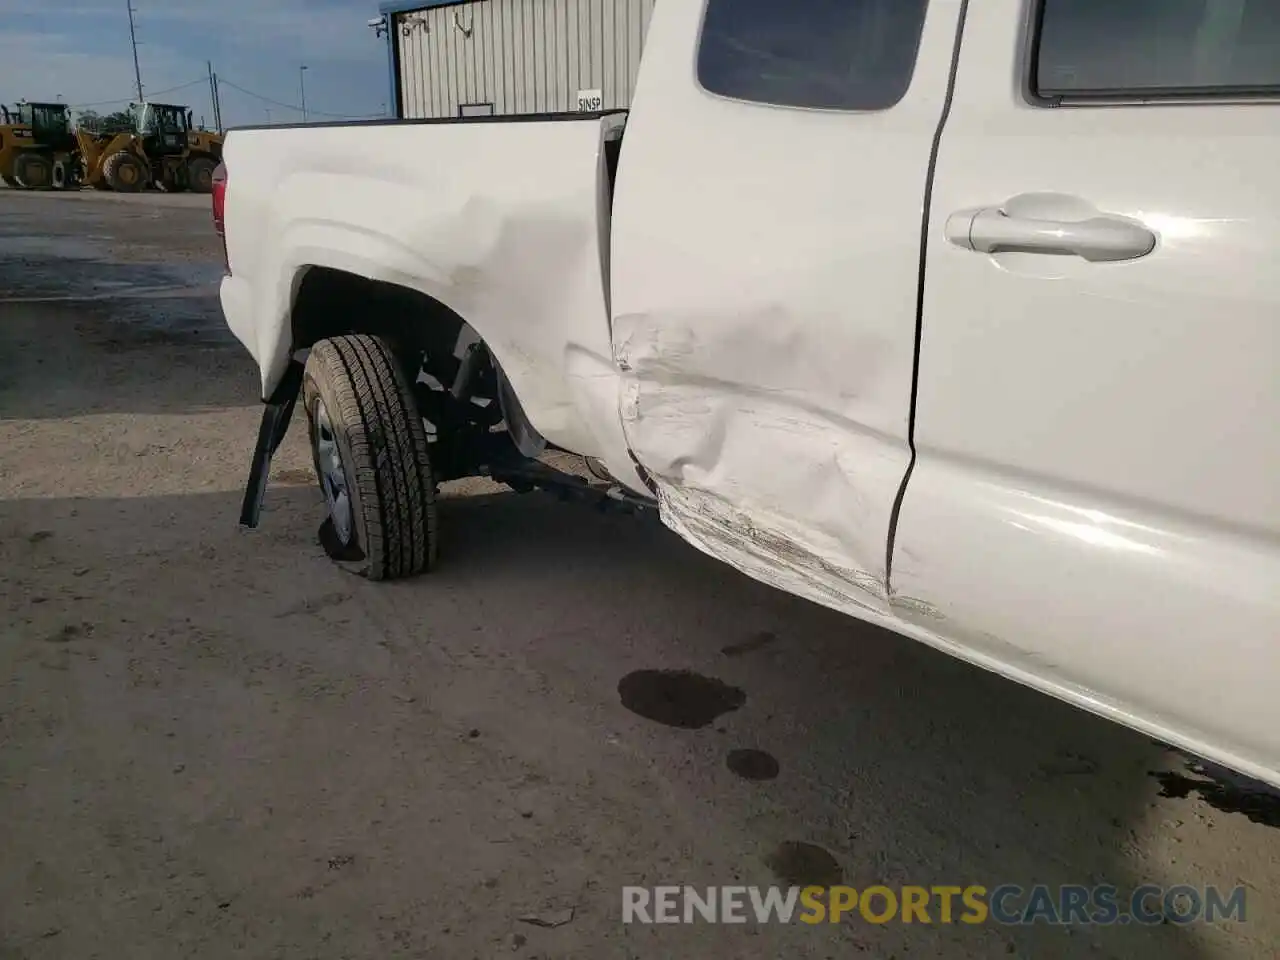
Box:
79;102;224;194
76;128;148;192
0;102;79;189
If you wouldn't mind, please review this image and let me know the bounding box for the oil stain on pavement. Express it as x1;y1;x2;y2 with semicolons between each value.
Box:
721;630;780;657
1152;768;1280;828
726;748;780;781
764;841;844;887
617;669;746;729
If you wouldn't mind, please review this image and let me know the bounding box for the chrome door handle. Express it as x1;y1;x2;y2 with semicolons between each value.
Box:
946;207;1157;262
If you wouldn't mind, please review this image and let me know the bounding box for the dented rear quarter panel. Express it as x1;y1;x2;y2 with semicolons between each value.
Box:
217;115;641;487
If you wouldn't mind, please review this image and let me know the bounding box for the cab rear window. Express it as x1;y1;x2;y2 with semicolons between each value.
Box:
696;0;930;112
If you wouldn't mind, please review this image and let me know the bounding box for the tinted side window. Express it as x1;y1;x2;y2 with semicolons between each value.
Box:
1035;0;1280;97
696;0;930;111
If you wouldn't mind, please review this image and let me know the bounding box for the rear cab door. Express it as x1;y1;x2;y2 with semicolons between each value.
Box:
896;0;1280;779
610;0;964;616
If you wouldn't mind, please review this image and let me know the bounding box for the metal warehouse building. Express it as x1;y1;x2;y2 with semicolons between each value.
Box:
379;0;656;119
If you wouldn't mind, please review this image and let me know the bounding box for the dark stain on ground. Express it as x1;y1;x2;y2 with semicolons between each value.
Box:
0;251;220;301
0;245;231;350
617;669;746;729
45;624;82;644
726;748;780;781
721;630;779;657
764;841;844;887
1038;750;1098;778
124;295;231;347
1151;770;1280;828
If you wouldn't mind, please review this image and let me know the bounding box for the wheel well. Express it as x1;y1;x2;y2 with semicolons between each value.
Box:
292;268;539;482
290;268;465;370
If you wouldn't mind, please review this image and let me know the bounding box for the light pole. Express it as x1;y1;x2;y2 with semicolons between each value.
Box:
299;65;309;123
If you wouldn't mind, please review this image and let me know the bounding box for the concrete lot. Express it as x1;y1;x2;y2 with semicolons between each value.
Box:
1;188;1278;959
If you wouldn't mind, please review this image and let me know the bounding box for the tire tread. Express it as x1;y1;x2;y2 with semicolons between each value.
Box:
305;334;436;580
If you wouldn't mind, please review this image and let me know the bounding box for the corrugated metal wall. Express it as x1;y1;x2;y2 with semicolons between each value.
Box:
395;0;656;119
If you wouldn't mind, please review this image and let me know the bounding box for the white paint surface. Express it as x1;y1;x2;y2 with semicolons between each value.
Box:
895;0;1280;788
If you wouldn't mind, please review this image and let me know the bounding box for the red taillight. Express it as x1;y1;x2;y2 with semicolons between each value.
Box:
211;161;229;271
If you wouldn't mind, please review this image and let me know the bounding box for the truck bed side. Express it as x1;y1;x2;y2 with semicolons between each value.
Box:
218;112;628;467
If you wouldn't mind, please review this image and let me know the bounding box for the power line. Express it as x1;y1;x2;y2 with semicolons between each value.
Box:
215;78;306;113
151;78;208;98
216;76;384;119
71;76;207;109
68;74;378;120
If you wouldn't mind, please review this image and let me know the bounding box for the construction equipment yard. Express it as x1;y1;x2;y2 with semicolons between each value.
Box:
1;101;221;194
2;187;1280;959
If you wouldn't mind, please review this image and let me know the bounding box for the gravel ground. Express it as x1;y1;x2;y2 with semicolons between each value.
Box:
1;188;1278;960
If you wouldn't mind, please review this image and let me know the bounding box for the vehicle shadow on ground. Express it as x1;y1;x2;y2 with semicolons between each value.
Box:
3;483;1268;958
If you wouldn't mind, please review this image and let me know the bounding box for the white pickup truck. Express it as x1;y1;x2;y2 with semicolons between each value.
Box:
217;0;1280;788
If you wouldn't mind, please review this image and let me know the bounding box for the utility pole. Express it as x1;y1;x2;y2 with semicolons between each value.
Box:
299;64;309;123
207;61;216;129
207;61;223;133
126;1;144;102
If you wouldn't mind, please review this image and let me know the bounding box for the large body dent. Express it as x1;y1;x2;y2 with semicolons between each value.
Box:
658;482;889;616
616;309;907;619
605;1;926;618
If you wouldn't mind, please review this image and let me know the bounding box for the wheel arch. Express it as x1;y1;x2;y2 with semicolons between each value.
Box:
291;266;465;363
288;266;544;455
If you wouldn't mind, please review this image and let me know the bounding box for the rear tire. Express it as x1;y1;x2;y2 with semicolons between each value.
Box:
303;335;437;581
103;151;147;192
13;153;52;189
187;157;216;194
